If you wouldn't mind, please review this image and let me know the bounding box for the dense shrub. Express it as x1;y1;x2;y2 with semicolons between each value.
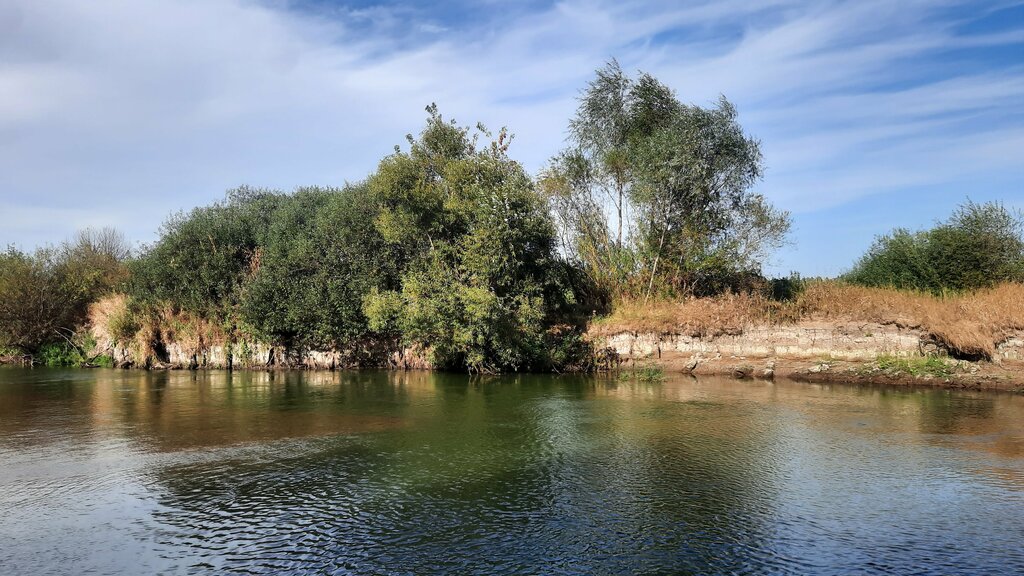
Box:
239;185;405;349
129;187;282;318
362;106;573;372
846;201;1024;292
0;229;129;356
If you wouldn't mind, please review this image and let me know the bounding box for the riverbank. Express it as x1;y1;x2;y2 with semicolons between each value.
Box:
595;324;1024;393
615;351;1024;392
6;282;1024;392
590;282;1024;392
595;323;1024;392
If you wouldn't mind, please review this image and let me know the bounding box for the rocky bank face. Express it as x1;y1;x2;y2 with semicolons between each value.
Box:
91;331;432;371
594;321;1024;363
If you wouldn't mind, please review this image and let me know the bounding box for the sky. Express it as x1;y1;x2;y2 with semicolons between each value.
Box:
1;0;1022;276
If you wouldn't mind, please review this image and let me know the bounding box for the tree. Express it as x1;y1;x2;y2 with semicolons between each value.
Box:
129;186;283;319
363;105;565;372
0;229;130;355
542;61;789;300
61;227;132;298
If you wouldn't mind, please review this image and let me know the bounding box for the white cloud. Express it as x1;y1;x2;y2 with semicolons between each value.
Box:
0;0;1021;273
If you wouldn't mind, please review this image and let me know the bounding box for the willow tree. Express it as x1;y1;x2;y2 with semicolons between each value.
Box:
542;61;789;299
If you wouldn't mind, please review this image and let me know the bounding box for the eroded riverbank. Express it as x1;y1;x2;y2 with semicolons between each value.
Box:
596;322;1024;392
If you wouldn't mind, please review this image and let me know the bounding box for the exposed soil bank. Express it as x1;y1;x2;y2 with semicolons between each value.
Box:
594;321;1024;392
8;313;1016;392
90;337;430;371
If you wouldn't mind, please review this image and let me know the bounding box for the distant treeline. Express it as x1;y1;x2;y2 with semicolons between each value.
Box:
2;62;1021;370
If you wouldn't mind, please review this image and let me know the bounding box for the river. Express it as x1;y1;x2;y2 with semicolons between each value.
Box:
1;367;1022;574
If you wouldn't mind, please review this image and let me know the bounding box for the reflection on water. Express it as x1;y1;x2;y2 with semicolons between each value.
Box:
1;367;1023;574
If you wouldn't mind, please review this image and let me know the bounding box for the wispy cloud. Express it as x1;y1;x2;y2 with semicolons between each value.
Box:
1;0;1021;275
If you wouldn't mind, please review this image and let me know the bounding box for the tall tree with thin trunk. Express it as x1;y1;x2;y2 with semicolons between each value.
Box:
542;61;789;299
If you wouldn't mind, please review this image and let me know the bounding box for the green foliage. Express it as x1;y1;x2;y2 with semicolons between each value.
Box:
846;200;1024;293
542;327;595;372
34;336;112;368
767;272;807;302
107;301;141;344
363;106;569;372
542;61;790;300
238;185;403;349
129;187;282;319
619;365;665;382
0;230;129;355
874;355;958;378
37;342;85;367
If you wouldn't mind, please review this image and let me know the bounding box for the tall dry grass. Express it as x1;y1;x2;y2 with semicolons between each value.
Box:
591;292;768;338
88;294;229;362
593;281;1024;359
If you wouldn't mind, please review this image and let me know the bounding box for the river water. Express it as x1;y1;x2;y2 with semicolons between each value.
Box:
0;367;1022;575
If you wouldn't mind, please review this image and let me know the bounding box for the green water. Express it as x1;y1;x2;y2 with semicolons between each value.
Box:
1;367;1022;574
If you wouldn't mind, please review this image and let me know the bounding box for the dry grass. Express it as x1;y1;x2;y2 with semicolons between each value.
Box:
799;282;1024;359
88;293;228;362
591;292;770;338
87;293;129;346
593;281;1024;360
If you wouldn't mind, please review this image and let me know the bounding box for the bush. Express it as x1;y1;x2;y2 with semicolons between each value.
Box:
239;185;405;349
129;187;283;319
36;342;84;367
362;106;569;372
0;248;88;354
846;200;1024;293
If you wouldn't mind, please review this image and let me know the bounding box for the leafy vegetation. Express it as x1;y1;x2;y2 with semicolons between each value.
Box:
0;228;129;357
541;60;790;301
238;184;404;349
6;64;1018;374
618;365;665;383
846;200;1024;293
872;355;959;378
362;106;572;372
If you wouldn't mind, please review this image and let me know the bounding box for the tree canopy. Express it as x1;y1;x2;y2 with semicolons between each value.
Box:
542;60;790;299
363;105;569;372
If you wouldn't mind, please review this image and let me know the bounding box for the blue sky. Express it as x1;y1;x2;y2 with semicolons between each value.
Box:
1;0;1022;276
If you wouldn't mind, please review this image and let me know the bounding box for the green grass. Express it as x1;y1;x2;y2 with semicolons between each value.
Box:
873;354;958;378
37;342;84;367
619;365;665;383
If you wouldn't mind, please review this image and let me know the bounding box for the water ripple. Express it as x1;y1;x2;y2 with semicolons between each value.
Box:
1;369;1023;574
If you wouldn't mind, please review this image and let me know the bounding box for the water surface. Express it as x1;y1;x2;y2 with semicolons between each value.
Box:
1;367;1022;574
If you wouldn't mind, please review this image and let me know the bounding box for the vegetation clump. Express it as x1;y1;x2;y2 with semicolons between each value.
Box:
871;355;961;378
846;200;1024;293
619;365;665;383
0;228;129;360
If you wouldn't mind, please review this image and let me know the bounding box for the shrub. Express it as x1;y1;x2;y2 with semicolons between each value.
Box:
846;201;1024;293
362;106;568;372
36;342;84;367
239;185;404;349
0;247;86;353
129;186;283;319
